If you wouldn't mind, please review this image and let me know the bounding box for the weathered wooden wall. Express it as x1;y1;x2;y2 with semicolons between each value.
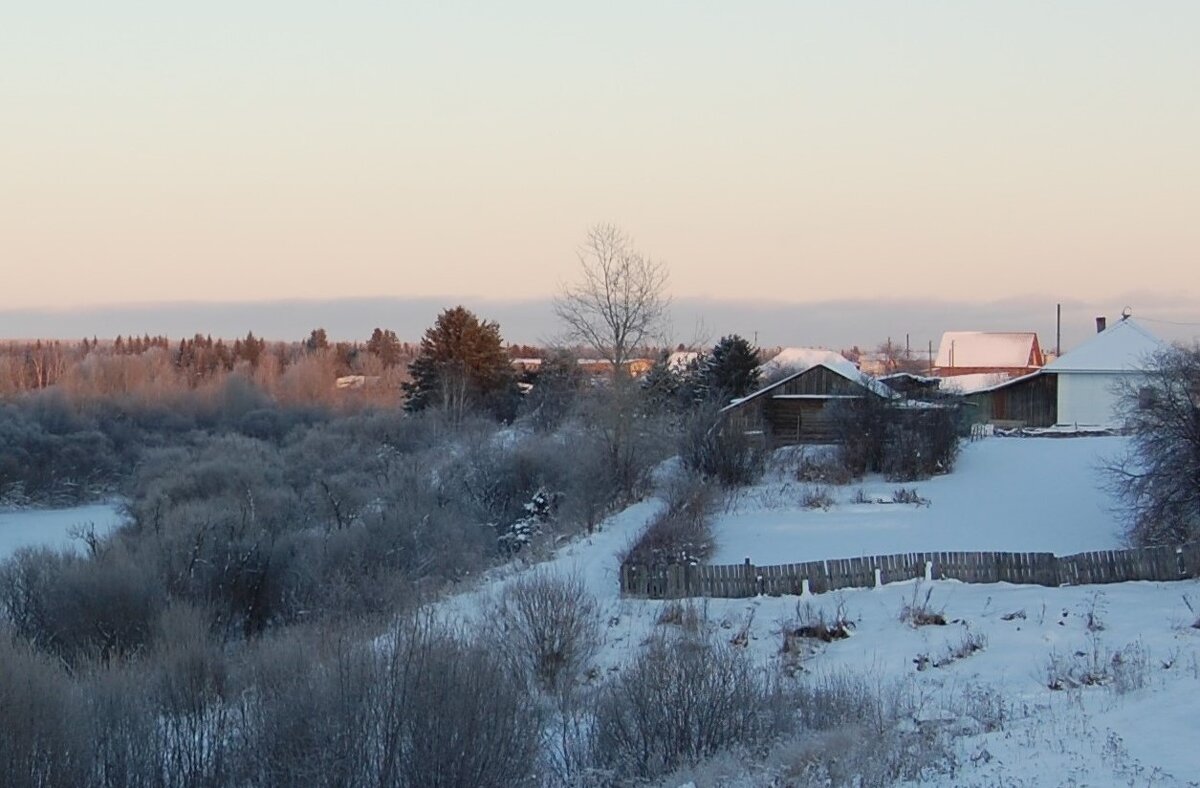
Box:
620;542;1200;599
965;373;1057;427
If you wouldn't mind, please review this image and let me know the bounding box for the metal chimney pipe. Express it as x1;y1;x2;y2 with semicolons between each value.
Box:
1095;316;1107;333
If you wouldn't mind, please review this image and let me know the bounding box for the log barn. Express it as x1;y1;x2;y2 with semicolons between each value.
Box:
720;359;893;445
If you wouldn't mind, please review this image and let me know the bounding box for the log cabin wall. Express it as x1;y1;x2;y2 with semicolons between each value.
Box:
965;373;1057;427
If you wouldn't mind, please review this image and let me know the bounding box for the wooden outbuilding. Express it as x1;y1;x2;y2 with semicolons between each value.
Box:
961;371;1058;428
720;360;893;445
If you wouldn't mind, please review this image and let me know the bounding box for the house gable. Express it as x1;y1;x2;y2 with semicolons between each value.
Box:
934;331;1044;375
721;362;891;445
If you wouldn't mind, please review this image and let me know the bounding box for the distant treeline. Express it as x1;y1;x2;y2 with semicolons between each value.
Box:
1;332;551;399
0;329;417;399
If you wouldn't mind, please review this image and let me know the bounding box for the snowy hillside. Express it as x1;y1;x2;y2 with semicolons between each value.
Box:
445;436;1200;786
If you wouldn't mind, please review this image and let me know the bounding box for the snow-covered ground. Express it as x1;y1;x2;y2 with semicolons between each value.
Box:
441;436;1200;786
0;502;126;560
712;436;1130;565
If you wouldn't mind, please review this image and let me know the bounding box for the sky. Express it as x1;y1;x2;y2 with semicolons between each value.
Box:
2;2;1198;333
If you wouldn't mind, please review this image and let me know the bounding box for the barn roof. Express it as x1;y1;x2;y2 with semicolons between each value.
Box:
937;372;1018;395
1042;318;1164;374
758;347;863;382
934;331;1041;369
723;353;893;413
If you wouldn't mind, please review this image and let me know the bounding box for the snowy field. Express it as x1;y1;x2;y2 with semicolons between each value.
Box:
0;502;126;560
712;436;1130;565
441;436;1200;786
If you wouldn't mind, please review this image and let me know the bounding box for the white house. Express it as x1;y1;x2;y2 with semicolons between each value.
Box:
1043;317;1165;428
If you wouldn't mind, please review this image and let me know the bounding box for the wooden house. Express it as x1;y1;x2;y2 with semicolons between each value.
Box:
720;354;893;445
955;317;1163;429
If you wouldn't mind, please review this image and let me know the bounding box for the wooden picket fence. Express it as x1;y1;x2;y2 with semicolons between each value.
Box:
620;542;1200;599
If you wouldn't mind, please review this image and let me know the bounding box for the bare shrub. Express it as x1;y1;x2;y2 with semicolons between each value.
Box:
799;484;835;510
830;395;891;477
794;451;857;486
1104;344;1200;545
493;571;602;693
831;397;961;482
781;602;854;675
81;663;161;788
234;616;544;788
152;602;235;786
890;487;930;506
622;474;716;566
681;400;766;487
235;625;379;787
898;583;947;627
767;673;956;787
786;601;854;645
922;629;988;670
656;600;707;634
882;406;961;482
591;634;788;783
0;633;87;788
1044;637;1148;693
378;617;544;788
0;544;163;665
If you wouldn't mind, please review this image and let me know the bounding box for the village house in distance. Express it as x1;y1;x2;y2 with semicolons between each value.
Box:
717;314;1166;446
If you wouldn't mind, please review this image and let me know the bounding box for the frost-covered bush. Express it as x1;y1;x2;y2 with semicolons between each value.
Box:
591;634;788;783
680;400;766;487
830;397;961;481
492;570;601;692
621;473;716;566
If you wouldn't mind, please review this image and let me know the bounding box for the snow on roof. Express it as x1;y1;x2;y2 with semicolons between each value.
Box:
1042;318;1164;373
724;347;893;407
667;350;699;371
937;372;1024;395
934;331;1040;369
759;347;860;380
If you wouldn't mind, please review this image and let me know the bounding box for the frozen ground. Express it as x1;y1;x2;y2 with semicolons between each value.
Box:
0;502;126;560
712;436;1130;565
441;436;1200;786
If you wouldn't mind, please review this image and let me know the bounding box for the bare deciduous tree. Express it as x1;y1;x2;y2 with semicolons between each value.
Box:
555;224;670;376
1106;344;1200;545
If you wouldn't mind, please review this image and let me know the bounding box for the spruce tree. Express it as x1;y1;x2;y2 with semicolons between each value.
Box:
701;334;761;401
403;306;518;419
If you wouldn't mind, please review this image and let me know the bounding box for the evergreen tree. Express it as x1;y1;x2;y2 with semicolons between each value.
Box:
701;335;761;401
366;327;403;368
640;352;683;412
403;306;518;420
304;328;329;353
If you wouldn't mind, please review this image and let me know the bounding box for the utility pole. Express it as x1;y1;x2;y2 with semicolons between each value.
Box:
1056;303;1062;358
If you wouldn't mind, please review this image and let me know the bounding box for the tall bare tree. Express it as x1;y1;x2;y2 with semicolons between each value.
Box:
554;224;670;377
1106;344;1200;545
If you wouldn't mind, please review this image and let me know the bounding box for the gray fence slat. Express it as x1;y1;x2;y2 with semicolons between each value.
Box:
619;540;1200;600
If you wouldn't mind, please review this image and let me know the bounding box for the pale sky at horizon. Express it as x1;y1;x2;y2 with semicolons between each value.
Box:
3;1;1198;311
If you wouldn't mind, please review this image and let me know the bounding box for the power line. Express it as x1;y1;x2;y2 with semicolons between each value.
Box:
1134;315;1200;328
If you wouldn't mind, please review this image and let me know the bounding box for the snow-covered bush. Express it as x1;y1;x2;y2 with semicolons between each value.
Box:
621;473;716;566
492;570;601;693
680;400;766;487
591;633;790;783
